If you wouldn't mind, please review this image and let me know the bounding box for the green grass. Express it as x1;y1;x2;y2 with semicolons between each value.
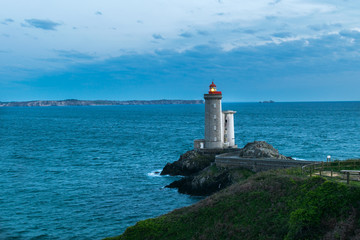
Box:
105;169;360;240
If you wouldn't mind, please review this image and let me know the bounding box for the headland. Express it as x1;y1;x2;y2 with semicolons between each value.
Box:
162;141;312;196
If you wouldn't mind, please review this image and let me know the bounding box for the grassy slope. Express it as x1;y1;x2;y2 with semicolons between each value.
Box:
105;169;360;240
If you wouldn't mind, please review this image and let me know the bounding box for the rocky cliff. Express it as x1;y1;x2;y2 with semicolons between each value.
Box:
163;141;294;196
160;150;216;176
166;165;253;195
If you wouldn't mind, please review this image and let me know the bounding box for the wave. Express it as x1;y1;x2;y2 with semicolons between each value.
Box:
147;169;163;177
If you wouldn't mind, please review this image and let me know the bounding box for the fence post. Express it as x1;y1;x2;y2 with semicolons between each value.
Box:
320;162;323;176
347;172;350;184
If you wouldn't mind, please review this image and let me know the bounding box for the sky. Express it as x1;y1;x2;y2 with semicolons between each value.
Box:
0;0;360;102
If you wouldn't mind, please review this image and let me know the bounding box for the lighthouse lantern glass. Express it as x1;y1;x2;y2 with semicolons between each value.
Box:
208;81;221;94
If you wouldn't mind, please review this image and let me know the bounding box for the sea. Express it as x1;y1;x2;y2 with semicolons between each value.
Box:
0;102;359;239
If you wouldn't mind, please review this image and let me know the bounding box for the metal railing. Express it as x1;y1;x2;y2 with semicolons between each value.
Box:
302;159;360;184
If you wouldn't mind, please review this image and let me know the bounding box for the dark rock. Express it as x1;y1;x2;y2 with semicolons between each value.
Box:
166;165;254;196
163;141;288;196
160;150;215;176
238;141;289;159
166;166;233;196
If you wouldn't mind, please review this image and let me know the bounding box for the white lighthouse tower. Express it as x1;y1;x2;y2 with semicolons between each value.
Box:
204;82;223;148
194;82;237;150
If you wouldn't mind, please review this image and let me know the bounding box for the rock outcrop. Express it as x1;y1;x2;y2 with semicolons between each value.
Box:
166;165;253;196
166;166;231;196
162;141;294;196
238;141;291;160
160;150;215;176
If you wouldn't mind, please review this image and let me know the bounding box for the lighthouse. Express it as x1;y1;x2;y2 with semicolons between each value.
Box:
204;82;224;148
194;82;237;150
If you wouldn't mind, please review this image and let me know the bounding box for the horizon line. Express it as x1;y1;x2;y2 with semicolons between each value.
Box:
1;99;359;104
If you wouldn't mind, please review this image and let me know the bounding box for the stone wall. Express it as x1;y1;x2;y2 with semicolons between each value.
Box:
195;147;240;155
215;152;313;172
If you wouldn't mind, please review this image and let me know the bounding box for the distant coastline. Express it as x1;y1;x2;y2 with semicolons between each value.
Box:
259;100;275;103
0;99;204;107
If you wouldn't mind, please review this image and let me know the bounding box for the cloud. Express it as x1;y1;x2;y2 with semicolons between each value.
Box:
272;32;292;38
1;0;360;102
232;28;259;35
152;34;164;40
54;50;95;60
1;18;14;25
23;19;61;31
23;32;360;102
269;0;281;6
179;32;193;38
197;30;209;36
339;30;360;39
308;23;342;31
265;16;277;21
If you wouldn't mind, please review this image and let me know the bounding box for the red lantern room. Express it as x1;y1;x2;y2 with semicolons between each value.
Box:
208;81;222;94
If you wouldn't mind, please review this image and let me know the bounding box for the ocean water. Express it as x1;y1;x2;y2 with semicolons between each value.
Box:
0;102;359;239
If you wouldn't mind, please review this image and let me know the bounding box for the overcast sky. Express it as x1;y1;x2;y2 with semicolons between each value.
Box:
1;0;359;102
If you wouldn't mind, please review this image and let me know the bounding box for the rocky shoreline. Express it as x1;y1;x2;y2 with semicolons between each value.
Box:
161;141;296;196
161;150;216;176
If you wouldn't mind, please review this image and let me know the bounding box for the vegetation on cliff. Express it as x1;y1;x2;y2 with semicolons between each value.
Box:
105;168;360;240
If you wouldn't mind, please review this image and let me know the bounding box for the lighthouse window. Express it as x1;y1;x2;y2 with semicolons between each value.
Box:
214;115;216;119
214;126;216;131
214;137;217;141
213;103;216;108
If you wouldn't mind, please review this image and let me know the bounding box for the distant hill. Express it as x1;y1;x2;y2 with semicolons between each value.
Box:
259;100;275;103
0;99;204;107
